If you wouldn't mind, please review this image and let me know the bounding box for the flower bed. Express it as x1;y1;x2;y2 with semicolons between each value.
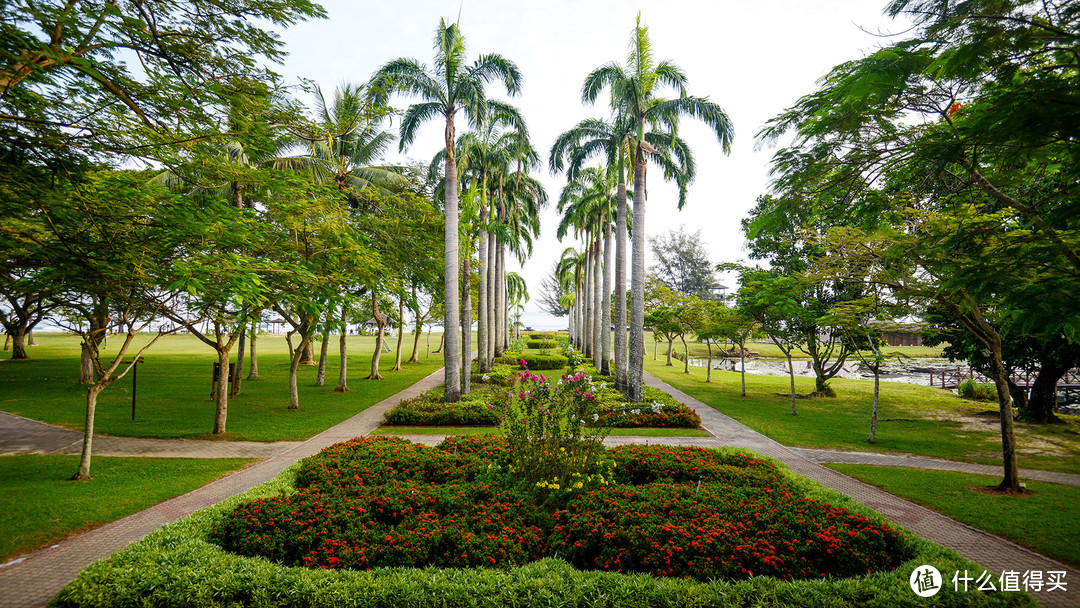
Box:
210;436;914;583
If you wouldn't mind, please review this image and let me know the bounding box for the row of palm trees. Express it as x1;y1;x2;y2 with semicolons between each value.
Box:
550;14;733;401
372;14;732;403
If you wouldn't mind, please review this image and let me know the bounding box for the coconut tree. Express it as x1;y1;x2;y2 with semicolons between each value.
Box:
582;13;733;401
372;19;522;402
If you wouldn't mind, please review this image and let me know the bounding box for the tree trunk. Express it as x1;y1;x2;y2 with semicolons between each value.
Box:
461;250;472;395
410;323;423;364
247;330;259;380
443;118;462;403
3;333;9;351
1026;364;1066;423
740;339;747;397
300;338;316;365
615;180;627;392
592;238;602;369
286;332;304;409
27;329;36;346
79;315;108;384
73;385;105;480
478;219;489;374
869;367;880;443
10;326;27;360
682;336;690;374
706;341;713;382
628;151;647;403
496;244;506;355
232;327;245;396
368;290;385;380
213;348;230;434
487;228;496;366
665;339;674;366
786;350;797;415
334;305;349;392
315;324;330;386
990;350;1021;491
392;297;405;371
582;245;592;358
601;222;612;376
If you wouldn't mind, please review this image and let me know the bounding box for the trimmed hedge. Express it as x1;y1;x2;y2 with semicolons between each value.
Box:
50;447;1034;608
383;389;499;426
494;351;568;370
526;339;559;349
529;332;555;340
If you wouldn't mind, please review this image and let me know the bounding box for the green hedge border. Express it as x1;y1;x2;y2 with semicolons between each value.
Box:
51;449;1034;608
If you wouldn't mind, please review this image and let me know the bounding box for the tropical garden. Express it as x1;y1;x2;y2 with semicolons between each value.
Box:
1;0;1076;606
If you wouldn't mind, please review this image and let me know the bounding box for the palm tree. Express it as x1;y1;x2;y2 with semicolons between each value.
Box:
372;19;522;402
582;13;733;401
550;116;632;388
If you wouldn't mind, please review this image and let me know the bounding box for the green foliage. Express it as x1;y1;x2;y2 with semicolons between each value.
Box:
495;351;568;370
51;444;1033;608
529;332;555;340
526;339;558;349
956;378;997;402
384;388;501;426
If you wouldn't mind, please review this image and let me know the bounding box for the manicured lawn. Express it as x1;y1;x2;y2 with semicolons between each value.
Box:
828;464;1080;568
0;332;443;441
370;425;711;437
647;333;944;360
0;454;253;563
645;358;1080;475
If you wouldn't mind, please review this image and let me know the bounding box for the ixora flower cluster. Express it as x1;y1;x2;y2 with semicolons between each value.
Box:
210;436;914;581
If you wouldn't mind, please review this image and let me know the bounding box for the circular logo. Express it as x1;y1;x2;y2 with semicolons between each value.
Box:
909;565;943;597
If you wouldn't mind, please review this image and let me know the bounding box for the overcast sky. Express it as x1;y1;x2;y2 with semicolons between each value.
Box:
273;1;910;329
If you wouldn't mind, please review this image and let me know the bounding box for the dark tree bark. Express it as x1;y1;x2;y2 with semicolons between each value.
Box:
1026;363;1068;423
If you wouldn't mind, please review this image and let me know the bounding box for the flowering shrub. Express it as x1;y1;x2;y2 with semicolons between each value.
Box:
211;438;913;581
594;385;703;428
552;482;909;580
498;368;610;490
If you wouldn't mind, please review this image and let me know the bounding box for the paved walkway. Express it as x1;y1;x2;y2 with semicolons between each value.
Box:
1;369;1077;607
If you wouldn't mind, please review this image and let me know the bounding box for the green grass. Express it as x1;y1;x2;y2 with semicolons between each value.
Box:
648;333;944;360
828;464;1080;568
0;454;253;563
369;425;711;437
0;332;443;441
645;357;1080;475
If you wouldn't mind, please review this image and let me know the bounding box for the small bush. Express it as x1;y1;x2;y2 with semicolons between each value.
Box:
496;352;568;370
526;339;559;349
593;385;703;428
529;332;555;340
957;378;997;401
384;390;500;426
472;364;515;387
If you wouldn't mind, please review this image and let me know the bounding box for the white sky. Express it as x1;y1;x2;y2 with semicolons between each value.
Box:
273;0;910;329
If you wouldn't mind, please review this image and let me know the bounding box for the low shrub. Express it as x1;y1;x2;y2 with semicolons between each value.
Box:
384;390;500;426
472;363;515;387
526;339;559;349
495;352;568;370
529;332;555;340
608;444;785;488
594;385;702;429
957;378;997;401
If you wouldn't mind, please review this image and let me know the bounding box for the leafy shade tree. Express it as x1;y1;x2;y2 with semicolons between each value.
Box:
582;13;733;402
0;0;324;164
4;171;181;479
372;18;522;402
649;228;720;298
643;277;689;369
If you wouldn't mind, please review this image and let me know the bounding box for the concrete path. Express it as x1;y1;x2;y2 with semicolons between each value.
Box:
1;369;1077;607
0;411;301;459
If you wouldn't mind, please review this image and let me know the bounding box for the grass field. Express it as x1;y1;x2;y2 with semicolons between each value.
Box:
644;357;1080;475
0;454;253;563
652;336;945;360
0;332;443;441
828;464;1080;568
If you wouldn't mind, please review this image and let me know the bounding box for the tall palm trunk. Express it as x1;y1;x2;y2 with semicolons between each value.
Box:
583;241;592;358
592;235;602;368
486;227;496;365
601;221;612;376
628;149;647;403
443;118;462;402
614;181;628;392
477;204;489;374
461;247;472;395
496;244;506;354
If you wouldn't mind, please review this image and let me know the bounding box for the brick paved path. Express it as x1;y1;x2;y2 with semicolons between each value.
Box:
1;369;1077;607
